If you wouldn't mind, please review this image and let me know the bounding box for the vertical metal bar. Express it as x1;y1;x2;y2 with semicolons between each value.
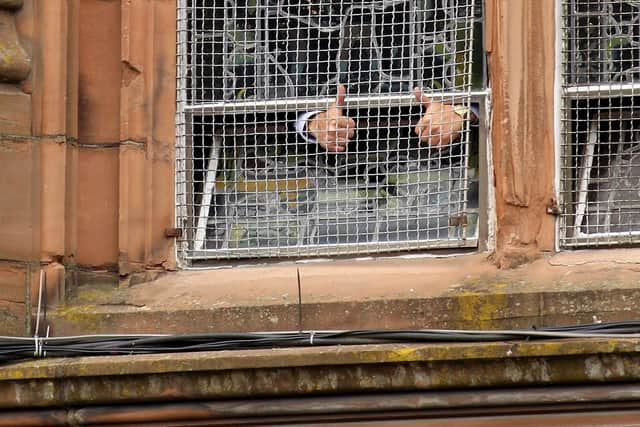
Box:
458;0;476;240
573;117;599;238
477;93;490;251
194;135;221;251
188;0;197;104
184;112;195;255
176;0;190;263
553;0;563;251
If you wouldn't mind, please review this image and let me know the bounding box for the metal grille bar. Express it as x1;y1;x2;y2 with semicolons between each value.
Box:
185;91;490;114
177;0;483;260
560;0;640;248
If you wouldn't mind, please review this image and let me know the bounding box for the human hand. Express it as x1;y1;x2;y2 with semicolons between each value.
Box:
307;84;356;152
413;87;466;147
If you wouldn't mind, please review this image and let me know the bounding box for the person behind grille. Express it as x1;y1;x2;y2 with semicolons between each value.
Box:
296;84;477;152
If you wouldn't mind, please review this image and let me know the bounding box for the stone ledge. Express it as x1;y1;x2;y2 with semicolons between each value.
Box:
2;338;639;381
1;338;640;408
43;249;640;335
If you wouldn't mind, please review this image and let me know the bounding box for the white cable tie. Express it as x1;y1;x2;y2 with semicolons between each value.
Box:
33;337;43;358
309;331;315;346
34;270;45;356
43;325;50;358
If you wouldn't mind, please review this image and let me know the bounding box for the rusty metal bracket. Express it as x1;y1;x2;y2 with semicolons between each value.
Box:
449;215;469;227
164;228;183;238
546;198;561;216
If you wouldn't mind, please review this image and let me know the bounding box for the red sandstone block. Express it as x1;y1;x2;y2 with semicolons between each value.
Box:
74;148;119;267
40;139;66;260
118;144;146;269
0;138;37;261
78;0;121;144
0;261;28;336
0;85;31;136
28;262;65;310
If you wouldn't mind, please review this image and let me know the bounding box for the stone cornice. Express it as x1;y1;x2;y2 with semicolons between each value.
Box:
0;0;30;83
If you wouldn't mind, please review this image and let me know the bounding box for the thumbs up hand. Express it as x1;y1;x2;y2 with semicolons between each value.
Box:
307;85;356;152
413;87;466;147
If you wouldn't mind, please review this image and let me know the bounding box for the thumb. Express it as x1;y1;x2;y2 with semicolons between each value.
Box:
333;84;347;110
413;87;431;109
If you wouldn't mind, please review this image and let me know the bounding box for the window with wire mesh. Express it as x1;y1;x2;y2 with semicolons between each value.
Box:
560;0;640;248
176;0;485;260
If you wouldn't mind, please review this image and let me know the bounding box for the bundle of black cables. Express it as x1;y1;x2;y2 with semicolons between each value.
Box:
2;320;640;364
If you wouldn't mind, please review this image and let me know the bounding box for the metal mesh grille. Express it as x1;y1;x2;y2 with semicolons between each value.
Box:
177;0;483;260
560;0;640;248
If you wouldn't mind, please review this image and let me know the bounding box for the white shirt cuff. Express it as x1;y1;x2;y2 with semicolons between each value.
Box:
295;111;322;143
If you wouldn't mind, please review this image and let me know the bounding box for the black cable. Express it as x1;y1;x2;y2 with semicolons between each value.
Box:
2;320;640;364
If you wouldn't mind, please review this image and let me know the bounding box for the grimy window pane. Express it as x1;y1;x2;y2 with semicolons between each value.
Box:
176;0;482;260
560;0;640;248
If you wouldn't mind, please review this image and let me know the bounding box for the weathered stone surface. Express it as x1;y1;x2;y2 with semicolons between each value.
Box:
118;144;146;273
30;0;76;137
119;0;176;269
119;0;148;144
1;339;640;409
50;264;301;334
74;148;119;267
78;0;120;144
487;0;556;266
147;0;177;262
0;137;38;262
0;262;26;305
0;261;27;336
49;304;300;336
3;386;640;425
40;138;67;260
27;262;65;311
0;299;24;336
39;251;640;335
0;83;30;135
0;9;30;83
